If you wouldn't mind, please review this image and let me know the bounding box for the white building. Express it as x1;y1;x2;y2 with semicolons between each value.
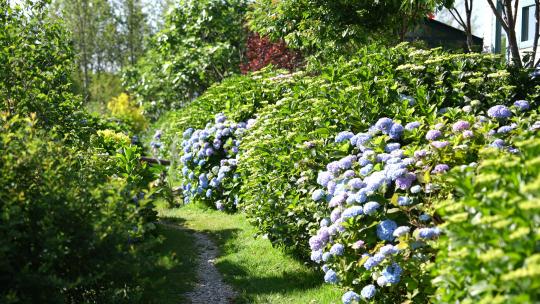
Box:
436;0;538;58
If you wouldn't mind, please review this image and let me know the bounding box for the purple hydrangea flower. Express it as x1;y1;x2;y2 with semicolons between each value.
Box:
339;155;356;170
514;100;530;111
405;121;421;131
431;140;450;149
343;170;356;178
414;149;428;158
352;240;365;249
311;250;323;263
336;131;355;143
348;178;365;189
395;173;416;190
490;139;505;149
327;161;341;174
487;105;512;119
385;143;401;152
397;196;412;206
379;244;399;256
330;243;345;256
330;208;342;223
426;130;442;141
462;130;474;138
432;164;450;174
452;120;470;132
497;123;516;134
317;171;334;187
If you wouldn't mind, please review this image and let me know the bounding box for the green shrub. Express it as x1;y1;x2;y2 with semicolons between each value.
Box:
0;114;160;303
434;135;540;303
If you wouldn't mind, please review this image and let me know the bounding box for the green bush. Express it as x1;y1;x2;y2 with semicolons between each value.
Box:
123;0;248;118
0;114;160;303
0;2;84;132
434;135;540;303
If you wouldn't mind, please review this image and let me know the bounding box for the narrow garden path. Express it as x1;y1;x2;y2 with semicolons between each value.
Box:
157;203;342;304
160;222;237;304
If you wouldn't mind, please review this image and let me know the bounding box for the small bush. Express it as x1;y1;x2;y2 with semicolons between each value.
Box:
107;93;148;134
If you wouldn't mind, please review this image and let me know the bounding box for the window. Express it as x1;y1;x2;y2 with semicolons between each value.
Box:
522;5;536;42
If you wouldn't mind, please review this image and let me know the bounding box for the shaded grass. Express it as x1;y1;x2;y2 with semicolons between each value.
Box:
143;221;199;303
158;203;342;304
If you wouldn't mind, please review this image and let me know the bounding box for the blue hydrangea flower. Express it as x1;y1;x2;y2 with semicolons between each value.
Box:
317;171;334;187
348;178;364;189
419;213;431;222
497;123;516;134
330;243;345;256
312;189;326;201
417;227;441;239
393;226;410;237
426;130;442;141
339;155;356;170
385;142;401;152
375;118;393;133
342;206;363;219
330;208;342;223
381;263;403;284
363;253;385;270
514;100;530;111
396;173;416;190
327;161;341;174
487;105;512;119
377;219;397;241
205;189;212;198
322;252;332;262
410;185;422;194
336;131;355;143
463;130;474;138
329;193;347;207
360;284;376;299
309;235;325;251
363;201;380;215
490;139;505;149
405;121;421;130
311;250;323;263
379;244;399;256
320;218;331;227
360;164;374;176
397;196;412;206
324;269;339;284
342;291;360;304
343;170;356;179
414;149;428;158
389;123;404;140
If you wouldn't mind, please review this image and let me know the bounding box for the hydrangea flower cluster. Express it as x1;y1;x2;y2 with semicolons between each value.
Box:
179;113;249;211
308;102;533;302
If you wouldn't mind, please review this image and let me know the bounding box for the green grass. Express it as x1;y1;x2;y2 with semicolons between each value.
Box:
143;222;199;303
158;203;342;304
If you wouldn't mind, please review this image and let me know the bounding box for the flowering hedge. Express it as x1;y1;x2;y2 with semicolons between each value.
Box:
309;101;537;303
163;43;540;303
434;134;540;303
178;114;252;211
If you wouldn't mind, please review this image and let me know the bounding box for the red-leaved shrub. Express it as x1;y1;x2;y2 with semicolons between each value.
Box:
241;32;303;73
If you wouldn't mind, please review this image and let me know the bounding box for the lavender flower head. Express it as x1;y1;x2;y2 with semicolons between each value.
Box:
342;291;360;304
452;120;470;132
432;164;450;174
514;100;530;111
377;219;397;241
405;121;421;131
360;284;376;299
487;105;512;119
336;131;355;143
431;140;450;149
425;130;442;141
490;139;505;149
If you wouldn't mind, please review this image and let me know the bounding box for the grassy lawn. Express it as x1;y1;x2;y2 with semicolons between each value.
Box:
143;221;199;303
157;203;342;304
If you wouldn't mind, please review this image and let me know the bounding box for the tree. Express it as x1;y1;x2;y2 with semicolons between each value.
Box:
441;0;476;52
484;0;540;67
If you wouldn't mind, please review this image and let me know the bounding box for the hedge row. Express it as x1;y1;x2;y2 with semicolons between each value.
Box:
160;44;540;303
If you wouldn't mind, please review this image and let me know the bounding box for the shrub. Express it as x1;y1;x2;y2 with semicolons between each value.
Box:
434;134;540;303
107;93;148;134
240;32;303;73
178;113;249;211
307;101;537;303
0;114;160;303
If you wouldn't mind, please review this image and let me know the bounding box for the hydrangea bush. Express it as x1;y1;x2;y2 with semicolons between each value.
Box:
179;113;252;211
309;101;537;302
434;135;540;303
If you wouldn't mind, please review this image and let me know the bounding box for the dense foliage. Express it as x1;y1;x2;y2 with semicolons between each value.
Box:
123;0;248;118
434;134;540;303
0;2;83;132
240;32;303;73
161;42;539;303
107;92;148;134
0;2;165;302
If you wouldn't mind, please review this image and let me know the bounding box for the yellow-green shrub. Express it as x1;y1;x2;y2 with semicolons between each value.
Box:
107;93;147;134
